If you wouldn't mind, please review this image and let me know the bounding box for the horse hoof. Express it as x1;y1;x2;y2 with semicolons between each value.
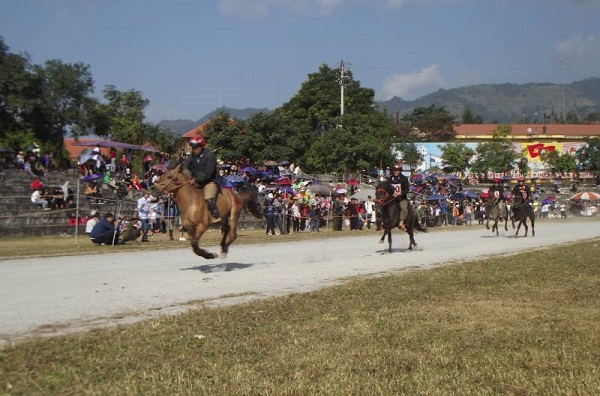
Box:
220;252;228;259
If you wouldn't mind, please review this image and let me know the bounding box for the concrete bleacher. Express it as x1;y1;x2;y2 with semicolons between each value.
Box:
0;169;265;238
0;169;139;237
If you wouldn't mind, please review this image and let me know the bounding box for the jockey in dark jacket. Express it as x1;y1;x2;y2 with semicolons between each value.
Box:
389;163;410;230
182;136;221;222
511;177;532;219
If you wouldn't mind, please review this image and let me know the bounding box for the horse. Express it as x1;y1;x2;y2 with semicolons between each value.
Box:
375;180;427;252
511;195;535;237
152;163;263;259
485;199;508;236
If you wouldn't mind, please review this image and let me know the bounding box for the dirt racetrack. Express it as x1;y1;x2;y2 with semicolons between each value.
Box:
1;219;598;347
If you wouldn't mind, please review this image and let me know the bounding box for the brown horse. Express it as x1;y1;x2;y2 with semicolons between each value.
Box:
153;164;263;259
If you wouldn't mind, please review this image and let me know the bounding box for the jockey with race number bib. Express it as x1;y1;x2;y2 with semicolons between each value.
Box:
182;136;221;223
510;176;531;219
485;178;504;218
389;163;410;231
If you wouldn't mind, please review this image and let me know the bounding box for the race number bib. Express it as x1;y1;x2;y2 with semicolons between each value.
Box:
391;184;402;194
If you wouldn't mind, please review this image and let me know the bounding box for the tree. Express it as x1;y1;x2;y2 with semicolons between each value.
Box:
470;124;518;179
0;37;36;142
29;59;97;164
565;110;579;124
392;143;422;171
202;110;248;162
439;143;474;176
398;105;455;141
576;137;600;174
461;107;483;124
96;85;148;144
248;63;390;172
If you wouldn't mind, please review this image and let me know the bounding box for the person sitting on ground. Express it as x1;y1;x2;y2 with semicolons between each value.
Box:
31;188;49;210
90;212;121;245
119;214;142;243
85;213;99;234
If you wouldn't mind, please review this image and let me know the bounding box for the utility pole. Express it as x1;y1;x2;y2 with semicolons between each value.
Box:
561;58;565;122
339;60;347;128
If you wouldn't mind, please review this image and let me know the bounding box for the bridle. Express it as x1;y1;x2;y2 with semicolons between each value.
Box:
157;173;195;194
375;186;394;206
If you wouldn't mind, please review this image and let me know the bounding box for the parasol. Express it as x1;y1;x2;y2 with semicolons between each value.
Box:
569;191;600;201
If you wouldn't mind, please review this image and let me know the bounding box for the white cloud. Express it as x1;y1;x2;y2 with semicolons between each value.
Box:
554;34;600;75
380;65;445;100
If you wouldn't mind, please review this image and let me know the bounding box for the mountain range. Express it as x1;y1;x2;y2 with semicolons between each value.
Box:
158;78;600;136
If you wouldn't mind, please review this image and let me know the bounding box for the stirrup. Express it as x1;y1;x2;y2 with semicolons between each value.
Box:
399;221;407;231
211;216;222;224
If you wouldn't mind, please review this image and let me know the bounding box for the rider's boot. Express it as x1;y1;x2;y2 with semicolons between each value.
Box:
206;198;221;224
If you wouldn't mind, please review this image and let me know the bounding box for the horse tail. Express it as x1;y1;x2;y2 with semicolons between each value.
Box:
414;216;427;233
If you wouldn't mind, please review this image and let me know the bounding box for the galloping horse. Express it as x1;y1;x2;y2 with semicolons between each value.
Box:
153;164;263;259
485;200;508;236
511;195;535;237
375;180;426;252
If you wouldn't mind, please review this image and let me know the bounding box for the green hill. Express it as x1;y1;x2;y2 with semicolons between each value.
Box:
158;78;600;134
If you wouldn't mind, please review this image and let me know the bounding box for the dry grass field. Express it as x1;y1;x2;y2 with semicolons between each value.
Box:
1;223;599;394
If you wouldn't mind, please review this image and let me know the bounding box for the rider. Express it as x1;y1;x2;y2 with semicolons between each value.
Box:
389;162;410;231
486;178;504;218
511;176;531;220
182;136;221;223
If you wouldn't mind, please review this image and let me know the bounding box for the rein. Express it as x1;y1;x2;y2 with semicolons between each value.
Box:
375;187;395;206
161;176;195;194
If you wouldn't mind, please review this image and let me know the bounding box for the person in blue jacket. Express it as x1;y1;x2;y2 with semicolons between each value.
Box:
90;212;121;245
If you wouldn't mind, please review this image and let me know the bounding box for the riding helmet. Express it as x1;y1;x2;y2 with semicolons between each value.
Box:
190;136;206;148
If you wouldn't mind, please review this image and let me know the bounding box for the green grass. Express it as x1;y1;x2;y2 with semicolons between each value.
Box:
1;239;600;394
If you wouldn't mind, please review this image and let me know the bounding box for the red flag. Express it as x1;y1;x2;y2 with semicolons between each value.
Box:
527;143;545;158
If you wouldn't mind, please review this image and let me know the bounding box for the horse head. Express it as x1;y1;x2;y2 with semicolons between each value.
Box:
152;163;189;194
375;181;394;206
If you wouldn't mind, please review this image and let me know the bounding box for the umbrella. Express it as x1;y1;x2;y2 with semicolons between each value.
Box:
541;197;555;204
241;166;257;173
218;163;232;169
143;154;154;162
0;146;15;154
264;160;279;166
83;173;104;182
141;144;160;153
224;174;246;184
151;163;168;172
570;191;600;201
347;178;360;186
426;193;447;201
277;177;292;186
72;139;142;150
350;188;376;202
278;160;291;166
335;188;348;194
279;186;294;194
77;148;105;165
309;184;333;195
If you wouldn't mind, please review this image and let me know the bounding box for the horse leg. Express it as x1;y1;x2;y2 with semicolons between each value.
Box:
530;214;535;237
219;219;232;258
187;223;218;259
514;220;522;238
387;228;393;253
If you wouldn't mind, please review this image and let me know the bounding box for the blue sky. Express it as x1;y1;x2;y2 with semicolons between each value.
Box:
2;0;599;123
